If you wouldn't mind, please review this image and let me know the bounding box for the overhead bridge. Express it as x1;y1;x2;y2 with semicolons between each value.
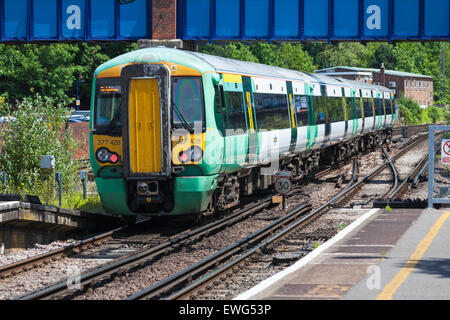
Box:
0;0;448;42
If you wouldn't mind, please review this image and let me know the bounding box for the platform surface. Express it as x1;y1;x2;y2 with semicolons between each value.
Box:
237;208;450;300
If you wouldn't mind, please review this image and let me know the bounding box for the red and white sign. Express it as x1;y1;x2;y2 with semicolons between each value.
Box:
441;139;450;164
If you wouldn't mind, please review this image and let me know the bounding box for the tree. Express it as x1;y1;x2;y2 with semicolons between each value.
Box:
0;44;82;106
315;42;371;69
368;43;397;70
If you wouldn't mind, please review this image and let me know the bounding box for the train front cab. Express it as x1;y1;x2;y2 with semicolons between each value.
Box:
91;61;218;216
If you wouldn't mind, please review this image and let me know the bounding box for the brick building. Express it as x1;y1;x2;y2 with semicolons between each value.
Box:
315;65;434;107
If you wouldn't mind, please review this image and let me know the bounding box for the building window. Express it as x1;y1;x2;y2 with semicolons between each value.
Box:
419;81;421;89
415;80;417;88
406;80;408;89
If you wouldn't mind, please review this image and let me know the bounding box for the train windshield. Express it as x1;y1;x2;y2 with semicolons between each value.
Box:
94;78;122;132
172;77;204;132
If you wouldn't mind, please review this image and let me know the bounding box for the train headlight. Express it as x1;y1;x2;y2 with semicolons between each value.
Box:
96;147;120;164
178;150;190;163
178;146;203;163
190;146;203;163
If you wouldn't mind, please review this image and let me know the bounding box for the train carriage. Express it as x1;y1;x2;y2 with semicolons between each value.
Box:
89;47;395;218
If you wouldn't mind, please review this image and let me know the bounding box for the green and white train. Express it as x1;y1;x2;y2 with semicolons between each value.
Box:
89;47;395;217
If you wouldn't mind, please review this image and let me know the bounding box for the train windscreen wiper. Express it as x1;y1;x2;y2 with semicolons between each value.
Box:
173;102;193;133
106;108;122;132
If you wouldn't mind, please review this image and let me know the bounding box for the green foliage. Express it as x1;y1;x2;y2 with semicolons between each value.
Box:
0;42;137;108
309;42;372;69
397;95;444;125
444;109;450;124
368;43;398;70
0;95;78;198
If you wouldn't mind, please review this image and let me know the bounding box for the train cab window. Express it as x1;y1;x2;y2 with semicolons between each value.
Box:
94;78;122;132
172;77;205;131
294;95;309;126
313;95;326;125
254;93;290;130
327;97;345;122
362;98;374;117
224;91;246;134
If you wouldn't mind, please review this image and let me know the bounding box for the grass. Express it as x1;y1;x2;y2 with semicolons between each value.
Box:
47;192;105;213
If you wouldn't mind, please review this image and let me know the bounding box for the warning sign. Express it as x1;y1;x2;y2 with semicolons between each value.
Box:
441;139;450;164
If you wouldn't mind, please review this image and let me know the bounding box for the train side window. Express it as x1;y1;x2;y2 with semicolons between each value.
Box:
294;95;309;127
254;93;290;130
214;85;227;133
327;97;345;122
313;95;326;125
224;91;246;134
385;98;392;115
363;98;374;117
373;98;379;116
345;97;353;121
355;97;362;118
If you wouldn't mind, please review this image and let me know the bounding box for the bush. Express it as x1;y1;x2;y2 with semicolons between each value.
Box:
0;95;78;200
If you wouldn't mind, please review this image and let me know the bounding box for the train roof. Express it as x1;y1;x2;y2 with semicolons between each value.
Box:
95;47;391;92
334;78;392;92
189;51;316;82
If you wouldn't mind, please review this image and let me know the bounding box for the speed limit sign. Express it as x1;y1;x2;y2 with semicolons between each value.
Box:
274;171;292;195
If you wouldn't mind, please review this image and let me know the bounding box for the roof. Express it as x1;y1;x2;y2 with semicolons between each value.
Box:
189;51;316;82
96;48;392;91
315;66;434;79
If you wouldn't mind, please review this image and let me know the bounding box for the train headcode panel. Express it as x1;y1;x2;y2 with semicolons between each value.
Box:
441;139;450;165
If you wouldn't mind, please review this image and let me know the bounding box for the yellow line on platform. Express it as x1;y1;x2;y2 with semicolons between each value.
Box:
377;211;450;300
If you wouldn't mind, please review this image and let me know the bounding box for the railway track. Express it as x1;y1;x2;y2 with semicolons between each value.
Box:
125;133;431;300
8;125;430;300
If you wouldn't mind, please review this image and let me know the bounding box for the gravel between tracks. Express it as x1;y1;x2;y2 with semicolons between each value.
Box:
0;134;432;300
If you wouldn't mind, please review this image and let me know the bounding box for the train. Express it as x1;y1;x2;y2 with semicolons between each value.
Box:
89;47;396;218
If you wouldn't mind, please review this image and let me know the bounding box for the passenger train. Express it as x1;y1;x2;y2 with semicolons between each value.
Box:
89;47;395;217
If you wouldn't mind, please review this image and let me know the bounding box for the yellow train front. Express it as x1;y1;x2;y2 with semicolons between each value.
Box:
89;48;221;217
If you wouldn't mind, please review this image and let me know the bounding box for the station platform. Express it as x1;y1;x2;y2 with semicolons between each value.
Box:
0;201;122;253
236;207;450;300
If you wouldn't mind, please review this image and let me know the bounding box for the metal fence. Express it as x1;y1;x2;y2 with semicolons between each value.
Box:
428;125;450;209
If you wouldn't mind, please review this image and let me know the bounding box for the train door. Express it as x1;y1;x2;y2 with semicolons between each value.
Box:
381;93;387;127
221;74;249;172
320;85;331;144
342;87;351;138
287;81;298;154
242;76;258;165
292;81;310;153
305;83;318;150
357;89;365;134
121;64;171;178
373;91;382;129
